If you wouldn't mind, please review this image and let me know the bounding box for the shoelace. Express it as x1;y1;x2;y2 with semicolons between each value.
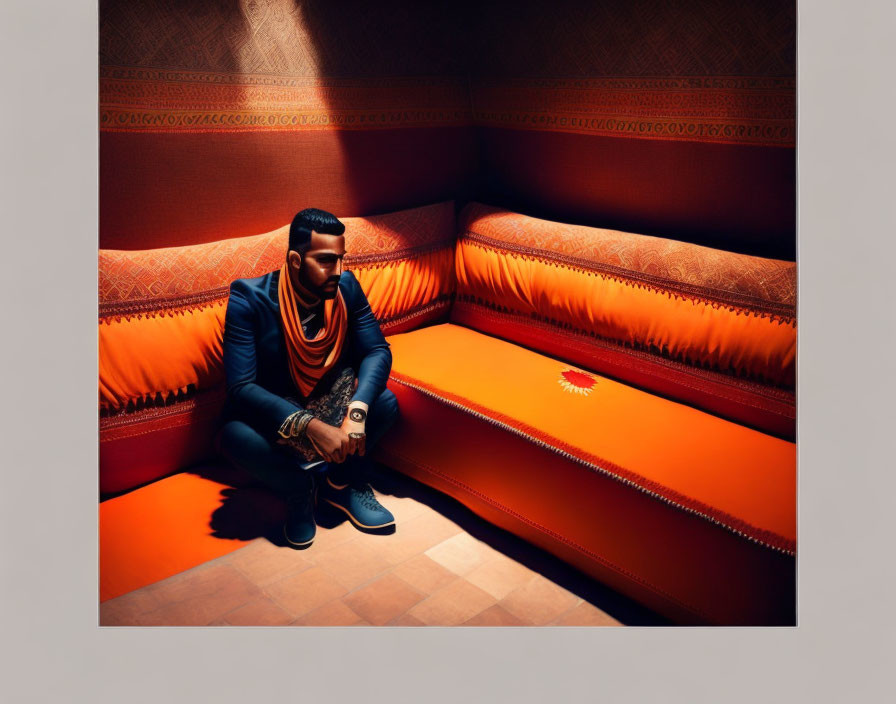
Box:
355;484;382;511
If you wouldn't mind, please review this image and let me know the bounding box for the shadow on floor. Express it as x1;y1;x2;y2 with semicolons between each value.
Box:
365;463;673;627
190;460;671;626
193;462;394;545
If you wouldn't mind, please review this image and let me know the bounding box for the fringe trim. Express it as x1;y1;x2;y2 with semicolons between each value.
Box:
100;383;205;418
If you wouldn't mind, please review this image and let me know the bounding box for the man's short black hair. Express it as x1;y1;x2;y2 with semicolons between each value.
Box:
288;208;345;254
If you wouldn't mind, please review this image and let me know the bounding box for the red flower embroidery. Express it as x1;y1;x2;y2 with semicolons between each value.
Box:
558;368;596;395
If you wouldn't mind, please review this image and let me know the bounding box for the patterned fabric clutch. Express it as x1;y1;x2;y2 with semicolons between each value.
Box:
278;366;356;465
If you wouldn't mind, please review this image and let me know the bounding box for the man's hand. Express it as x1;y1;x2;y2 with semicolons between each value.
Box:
339;418;366;458
306;418;352;464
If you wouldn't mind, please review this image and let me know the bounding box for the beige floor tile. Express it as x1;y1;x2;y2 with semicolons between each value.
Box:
223;597;295;626
424;532;497;576
499;577;580;626
264;566;349;618
137;563;263;626
224;538;313;587
551;601;622;626
406;579;497;626
101;475;643;629
465;555;536;600
343;574;427;626
310;519;357;550
390;554;457;594
100;586;164;626
379;495;428;522
388;612;428;627
411;507;463;538
310;537;393;591
462;604;529;627
295;599;364;626
374;518;465;566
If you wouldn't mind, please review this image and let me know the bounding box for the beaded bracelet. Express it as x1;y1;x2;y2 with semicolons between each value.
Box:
277;410;314;439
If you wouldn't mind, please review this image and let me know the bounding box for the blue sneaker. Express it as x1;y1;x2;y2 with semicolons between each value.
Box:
283;489;316;548
321;476;395;530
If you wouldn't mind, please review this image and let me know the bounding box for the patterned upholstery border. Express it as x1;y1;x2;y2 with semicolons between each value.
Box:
99;201;456;320
459;203;796;322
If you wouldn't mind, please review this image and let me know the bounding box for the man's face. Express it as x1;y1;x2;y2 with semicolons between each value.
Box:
291;231;346;300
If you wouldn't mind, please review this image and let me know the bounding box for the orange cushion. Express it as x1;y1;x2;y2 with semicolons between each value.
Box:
386;323;796;553
98;201;456;412
455;203;796;388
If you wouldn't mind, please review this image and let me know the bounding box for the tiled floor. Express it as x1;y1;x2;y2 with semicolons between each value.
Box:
100;465;668;627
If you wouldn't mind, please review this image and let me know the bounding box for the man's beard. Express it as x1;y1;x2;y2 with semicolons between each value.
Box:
300;270;340;300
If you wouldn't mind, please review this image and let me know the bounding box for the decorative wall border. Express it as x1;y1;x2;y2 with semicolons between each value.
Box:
100;67;472;133
470;76;795;146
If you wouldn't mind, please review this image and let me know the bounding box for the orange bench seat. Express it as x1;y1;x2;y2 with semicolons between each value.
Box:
377;323;796;624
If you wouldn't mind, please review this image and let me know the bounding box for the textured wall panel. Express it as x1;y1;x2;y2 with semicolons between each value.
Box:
99;0;475;249
100;128;475;249
466;0;796;258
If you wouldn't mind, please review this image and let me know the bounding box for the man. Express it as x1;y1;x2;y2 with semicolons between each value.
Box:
217;208;398;549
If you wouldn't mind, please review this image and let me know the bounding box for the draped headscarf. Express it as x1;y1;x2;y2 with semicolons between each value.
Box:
277;265;347;398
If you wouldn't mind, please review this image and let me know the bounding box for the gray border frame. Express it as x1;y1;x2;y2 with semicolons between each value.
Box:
3;0;894;701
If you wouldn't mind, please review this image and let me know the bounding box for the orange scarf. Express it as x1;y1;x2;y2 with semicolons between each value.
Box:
278;265;348;398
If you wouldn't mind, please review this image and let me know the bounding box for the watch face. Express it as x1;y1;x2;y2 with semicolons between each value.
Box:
349;408;367;423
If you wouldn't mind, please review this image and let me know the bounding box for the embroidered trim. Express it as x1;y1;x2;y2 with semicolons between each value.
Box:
388;372;795;555
379;296;453;332
99;290;229;322
100;70;472;134
345;239;455;267
469;76;794;147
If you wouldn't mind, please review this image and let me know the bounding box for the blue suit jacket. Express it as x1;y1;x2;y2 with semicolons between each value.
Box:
222;268;392;437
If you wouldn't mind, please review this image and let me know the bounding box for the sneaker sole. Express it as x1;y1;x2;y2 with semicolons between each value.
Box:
282;525;315;548
323;498;395;530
